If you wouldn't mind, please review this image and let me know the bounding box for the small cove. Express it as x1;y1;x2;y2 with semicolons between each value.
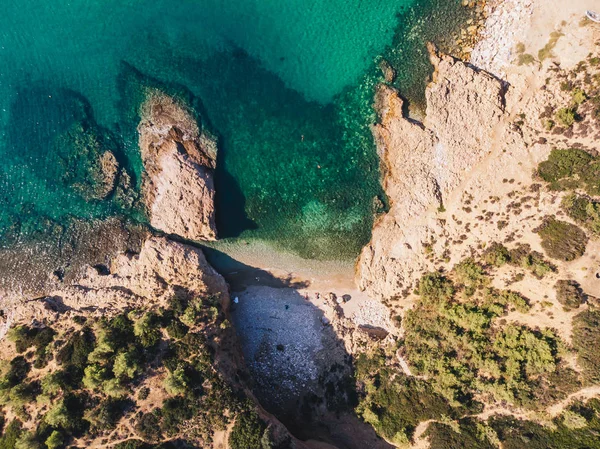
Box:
0;0;472;262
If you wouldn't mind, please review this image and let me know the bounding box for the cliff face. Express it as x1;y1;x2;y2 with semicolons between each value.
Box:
1;236;229;333
358;47;512;298
139;92;218;241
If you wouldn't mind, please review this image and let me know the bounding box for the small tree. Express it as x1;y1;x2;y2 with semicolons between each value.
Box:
45;431;64;449
133;314;161;348
113;351;140;380
83;364;109;389
14;431;40;449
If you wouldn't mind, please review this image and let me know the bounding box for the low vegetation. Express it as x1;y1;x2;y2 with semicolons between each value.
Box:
405;272;573;408
572;310;600;383
534;217;588;261
537;148;600;196
425;399;600;449
0;292;272;448
554;280;585;311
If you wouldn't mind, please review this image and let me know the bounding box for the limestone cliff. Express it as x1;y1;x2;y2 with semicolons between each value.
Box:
358;45;512;298
139;91;218;241
0;236;228;333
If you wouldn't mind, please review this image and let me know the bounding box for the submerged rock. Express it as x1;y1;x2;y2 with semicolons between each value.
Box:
56;122;121;200
138;91;218;241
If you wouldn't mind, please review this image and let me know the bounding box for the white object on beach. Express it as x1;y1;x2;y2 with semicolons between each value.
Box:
233;297;239;304
587;10;600;23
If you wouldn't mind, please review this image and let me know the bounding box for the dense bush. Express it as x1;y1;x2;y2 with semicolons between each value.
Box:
56;328;95;372
537;149;600;195
355;351;452;443
427;419;497;449
228;411;267;449
87;398;132;431
562;194;600;235
491;399;600;449
555;280;585;310
454;259;488;295
535;218;588;261
0;420;21;449
8;326;55;368
0;293;244;447
417;272;455;303
134;313;162;348
403;273;566;407
572;311;600;383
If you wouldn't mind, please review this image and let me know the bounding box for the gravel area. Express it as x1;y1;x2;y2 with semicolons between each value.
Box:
471;0;534;77
231;286;345;414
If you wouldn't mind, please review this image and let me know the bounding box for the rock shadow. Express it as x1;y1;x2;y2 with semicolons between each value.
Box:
210;252;393;449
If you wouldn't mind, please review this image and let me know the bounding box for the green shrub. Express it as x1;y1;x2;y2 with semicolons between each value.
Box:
138;387;150;401
418;273;455;303
572;311;600;383
490;400;600;449
572;88;587;105
164;366;190;396
166;320;189;340
454;259;488;294
113;350;141;380
404;287;563;407
102;379;128;398
44;399;71;429
229;411;266;449
537;149;600;195
4;357;30;387
9;382;39;407
555;108;576;127
7;326;55;357
562;194;600;235
133;313;161;348
44;431;63;449
427;419;496;449
555;280;585;310
538;149;592;184
87;398;132;431
135;411;162;442
0;420;22;449
561;410;587;429
82;364;109;389
160;397;196;436
14;431;40;449
535;218;588;261
56;328;95;371
483;243;511;267
355;360;452;442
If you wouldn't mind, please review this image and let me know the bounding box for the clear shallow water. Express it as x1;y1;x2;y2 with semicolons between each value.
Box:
0;0;468;260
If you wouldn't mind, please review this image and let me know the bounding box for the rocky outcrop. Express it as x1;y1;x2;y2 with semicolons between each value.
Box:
139;91;218;241
0;236;229;334
358;46;512;298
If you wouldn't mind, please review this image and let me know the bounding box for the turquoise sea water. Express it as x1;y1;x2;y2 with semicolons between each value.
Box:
0;0;469;259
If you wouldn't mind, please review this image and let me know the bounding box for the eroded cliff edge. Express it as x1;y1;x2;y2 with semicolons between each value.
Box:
358;44;512;298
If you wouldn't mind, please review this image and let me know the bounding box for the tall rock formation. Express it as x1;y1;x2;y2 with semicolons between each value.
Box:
358;45;513;298
139;91;218;241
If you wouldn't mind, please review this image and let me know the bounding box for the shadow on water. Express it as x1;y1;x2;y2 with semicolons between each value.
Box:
214;141;258;239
